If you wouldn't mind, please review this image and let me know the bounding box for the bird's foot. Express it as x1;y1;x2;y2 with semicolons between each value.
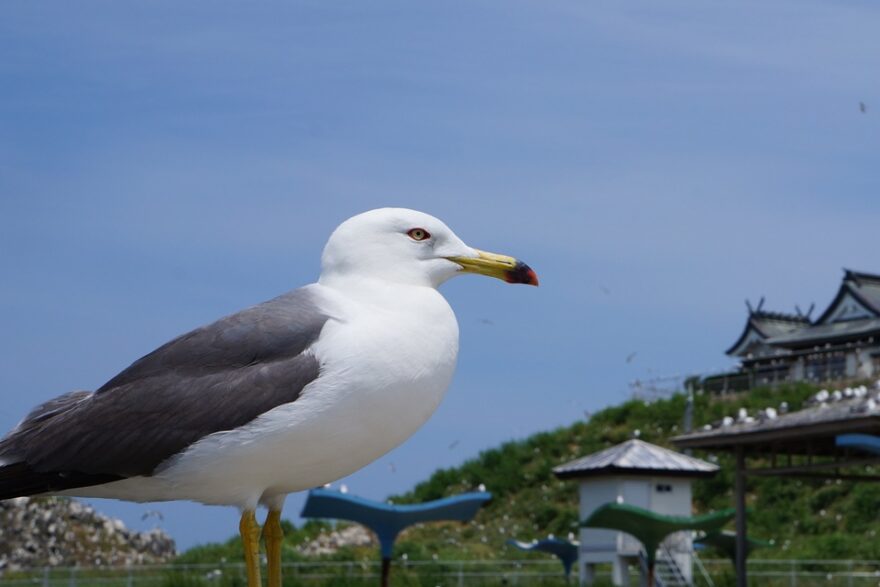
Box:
264;510;284;587
239;511;262;587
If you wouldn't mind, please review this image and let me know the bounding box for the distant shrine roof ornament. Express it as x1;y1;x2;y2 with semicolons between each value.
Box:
794;303;816;320
724;268;880;359
725;301;810;358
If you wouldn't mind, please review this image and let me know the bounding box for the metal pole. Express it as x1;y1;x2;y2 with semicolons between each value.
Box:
380;557;391;587
683;382;694;456
735;446;747;587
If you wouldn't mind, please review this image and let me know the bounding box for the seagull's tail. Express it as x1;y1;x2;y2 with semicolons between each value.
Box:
0;388;123;500
0;462;54;499
0;461;119;500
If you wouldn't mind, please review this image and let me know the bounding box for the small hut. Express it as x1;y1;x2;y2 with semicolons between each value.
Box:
554;439;718;585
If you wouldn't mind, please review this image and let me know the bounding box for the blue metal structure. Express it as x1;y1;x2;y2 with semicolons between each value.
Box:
836;433;880;454
300;488;491;586
507;538;579;578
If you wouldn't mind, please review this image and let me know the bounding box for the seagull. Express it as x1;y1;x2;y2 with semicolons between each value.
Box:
0;208;538;587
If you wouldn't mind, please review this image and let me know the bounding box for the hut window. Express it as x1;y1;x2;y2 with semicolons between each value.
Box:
655;484;672;493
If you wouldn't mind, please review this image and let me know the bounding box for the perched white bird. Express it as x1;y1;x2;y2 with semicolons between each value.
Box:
0;208;538;587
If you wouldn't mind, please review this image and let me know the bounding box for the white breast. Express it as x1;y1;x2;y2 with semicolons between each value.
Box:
70;282;460;509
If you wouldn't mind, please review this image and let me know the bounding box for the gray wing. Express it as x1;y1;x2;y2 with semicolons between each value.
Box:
0;287;328;485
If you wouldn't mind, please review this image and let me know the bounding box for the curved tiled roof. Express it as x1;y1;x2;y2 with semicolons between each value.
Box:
726;311;809;356
767;317;880;347
728;270;880;353
814;269;880;325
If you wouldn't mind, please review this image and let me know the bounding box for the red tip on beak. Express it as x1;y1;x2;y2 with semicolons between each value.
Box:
506;262;539;286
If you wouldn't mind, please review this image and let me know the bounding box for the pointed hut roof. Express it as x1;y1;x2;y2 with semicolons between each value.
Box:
552;439;718;480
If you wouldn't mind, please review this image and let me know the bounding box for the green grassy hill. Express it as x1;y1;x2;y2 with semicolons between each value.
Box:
178;382;880;566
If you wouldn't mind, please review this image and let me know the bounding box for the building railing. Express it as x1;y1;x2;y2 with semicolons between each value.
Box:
699;558;880;586
4;558;880;586
0;560;574;587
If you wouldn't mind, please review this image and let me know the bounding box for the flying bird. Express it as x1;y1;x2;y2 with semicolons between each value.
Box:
0;208;538;587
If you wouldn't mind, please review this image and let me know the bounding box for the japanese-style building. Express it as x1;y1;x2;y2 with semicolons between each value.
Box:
705;269;880;392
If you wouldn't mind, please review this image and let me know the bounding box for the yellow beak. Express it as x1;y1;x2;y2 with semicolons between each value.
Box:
447;249;539;286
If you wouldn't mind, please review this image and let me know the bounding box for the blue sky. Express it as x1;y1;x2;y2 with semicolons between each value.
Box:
1;1;879;549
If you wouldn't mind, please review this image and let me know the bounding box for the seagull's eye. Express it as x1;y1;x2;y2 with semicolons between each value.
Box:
407;228;431;241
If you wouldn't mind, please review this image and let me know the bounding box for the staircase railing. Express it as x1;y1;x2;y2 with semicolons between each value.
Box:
692;551;715;587
658;544;689;586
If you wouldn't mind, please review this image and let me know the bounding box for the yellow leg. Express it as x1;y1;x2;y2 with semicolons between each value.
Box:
264;510;284;587
239;511;262;587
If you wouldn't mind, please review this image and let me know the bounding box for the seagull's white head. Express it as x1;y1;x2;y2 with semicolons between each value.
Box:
319;208;538;289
